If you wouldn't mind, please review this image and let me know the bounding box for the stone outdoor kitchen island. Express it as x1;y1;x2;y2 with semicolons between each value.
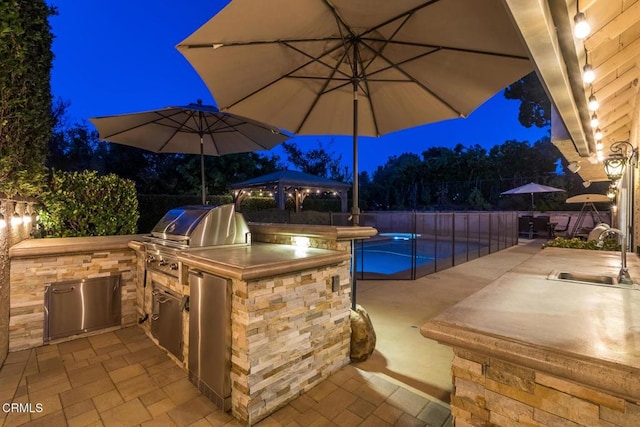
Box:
7;223;376;426
133;223;376;425
422;247;640;426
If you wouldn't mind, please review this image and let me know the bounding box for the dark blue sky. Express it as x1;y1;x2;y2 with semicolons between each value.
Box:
48;0;550;174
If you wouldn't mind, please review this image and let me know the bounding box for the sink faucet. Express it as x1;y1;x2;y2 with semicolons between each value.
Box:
597;228;633;285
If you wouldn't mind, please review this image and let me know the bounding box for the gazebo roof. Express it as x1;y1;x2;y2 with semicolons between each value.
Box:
231;169;350;190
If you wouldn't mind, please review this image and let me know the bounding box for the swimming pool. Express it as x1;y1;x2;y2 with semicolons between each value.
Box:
355;234;486;278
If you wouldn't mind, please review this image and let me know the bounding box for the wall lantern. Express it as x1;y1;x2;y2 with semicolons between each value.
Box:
603;154;626;181
602;141;637;182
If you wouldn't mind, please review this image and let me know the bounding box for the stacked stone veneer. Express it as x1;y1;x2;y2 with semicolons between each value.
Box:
451;348;640;426
9;248;137;351
231;260;351;425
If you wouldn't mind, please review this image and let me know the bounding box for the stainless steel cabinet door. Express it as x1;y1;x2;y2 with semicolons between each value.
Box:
150;286;183;361
45;276;121;342
188;270;231;409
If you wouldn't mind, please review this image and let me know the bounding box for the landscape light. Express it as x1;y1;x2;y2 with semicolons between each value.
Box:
23;205;32;225
11;205;22;226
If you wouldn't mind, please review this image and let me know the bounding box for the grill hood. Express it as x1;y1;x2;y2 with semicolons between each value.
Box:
150;204;249;248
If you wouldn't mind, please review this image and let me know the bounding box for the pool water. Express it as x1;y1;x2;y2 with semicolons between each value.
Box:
356;236;484;276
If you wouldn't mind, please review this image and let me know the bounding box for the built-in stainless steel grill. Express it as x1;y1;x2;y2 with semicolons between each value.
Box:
141;203;248;410
143;203;250;277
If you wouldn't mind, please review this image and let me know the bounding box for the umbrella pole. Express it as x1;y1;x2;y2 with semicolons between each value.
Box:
200;134;206;205
531;192;534;214
350;48;362;309
351;87;359;310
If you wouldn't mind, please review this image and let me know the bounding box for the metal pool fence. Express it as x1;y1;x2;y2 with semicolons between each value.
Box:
331;211;518;280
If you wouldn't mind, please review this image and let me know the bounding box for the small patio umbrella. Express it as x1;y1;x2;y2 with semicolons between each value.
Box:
90;101;290;204
501;182;565;214
564;194;610;204
176;0;532;225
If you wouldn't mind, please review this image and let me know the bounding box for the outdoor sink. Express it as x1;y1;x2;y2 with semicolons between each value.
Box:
547;270;638;290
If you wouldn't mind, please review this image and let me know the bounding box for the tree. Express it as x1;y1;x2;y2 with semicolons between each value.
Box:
281;139;350;182
0;1;56;196
173;152;283;196
504;72;551;128
368;153;425;210
488;138;558;181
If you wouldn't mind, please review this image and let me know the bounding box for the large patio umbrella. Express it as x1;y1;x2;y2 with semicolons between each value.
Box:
501;182;565;214
89;102;290;204
176;0;532;225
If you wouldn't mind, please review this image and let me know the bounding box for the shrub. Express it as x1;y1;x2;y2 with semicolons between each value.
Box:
0;1;54;197
543;237;621;251
238;197;278;212
38;170;139;237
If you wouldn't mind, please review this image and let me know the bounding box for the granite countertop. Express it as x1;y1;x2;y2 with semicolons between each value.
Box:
178;242;351;280
421;246;640;400
9;234;145;258
249;223;377;240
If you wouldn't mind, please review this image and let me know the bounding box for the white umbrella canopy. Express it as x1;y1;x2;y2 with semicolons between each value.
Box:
177;0;532;224
501;182;565;213
565;194;610;204
90;102;290;204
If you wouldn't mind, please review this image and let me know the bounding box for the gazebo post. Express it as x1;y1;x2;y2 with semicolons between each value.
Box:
295;189;301;213
276;184;285;210
340;191;348;213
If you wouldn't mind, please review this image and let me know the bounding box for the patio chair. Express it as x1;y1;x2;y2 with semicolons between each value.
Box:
552;215;572;237
532;216;551;238
518;215;533;237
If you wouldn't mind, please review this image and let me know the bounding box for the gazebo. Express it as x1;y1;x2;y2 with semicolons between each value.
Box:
231;170;350;212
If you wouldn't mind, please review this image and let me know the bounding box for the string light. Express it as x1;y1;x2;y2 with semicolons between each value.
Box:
582;63;595;83
588;94;599;111
590;113;599;128
574;12;591;39
594;128;603;141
